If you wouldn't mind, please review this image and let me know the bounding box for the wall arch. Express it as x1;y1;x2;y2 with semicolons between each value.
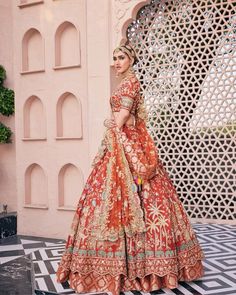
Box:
25;163;48;208
22;28;44;72
58;163;84;210
56;92;82;139
120;1;151;44
54;21;81;68
110;0;151;51
23;95;46;140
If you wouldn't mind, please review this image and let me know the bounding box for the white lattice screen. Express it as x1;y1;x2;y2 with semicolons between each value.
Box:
127;0;236;223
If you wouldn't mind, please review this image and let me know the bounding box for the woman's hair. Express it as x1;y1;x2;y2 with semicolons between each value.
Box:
113;43;138;65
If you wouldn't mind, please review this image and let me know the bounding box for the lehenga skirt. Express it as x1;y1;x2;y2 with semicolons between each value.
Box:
56;123;204;295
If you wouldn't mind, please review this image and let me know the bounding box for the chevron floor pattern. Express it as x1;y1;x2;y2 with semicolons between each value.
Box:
0;224;236;295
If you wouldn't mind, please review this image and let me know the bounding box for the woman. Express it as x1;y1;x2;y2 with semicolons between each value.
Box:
56;44;204;294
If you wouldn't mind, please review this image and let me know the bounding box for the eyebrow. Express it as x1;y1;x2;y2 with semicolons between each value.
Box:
114;54;126;58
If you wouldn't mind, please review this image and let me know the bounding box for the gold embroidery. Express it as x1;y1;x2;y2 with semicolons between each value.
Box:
110;75;140;115
120;96;134;111
95;127;146;242
56;74;204;295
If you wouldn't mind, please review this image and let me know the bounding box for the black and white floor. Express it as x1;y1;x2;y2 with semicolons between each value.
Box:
0;224;236;295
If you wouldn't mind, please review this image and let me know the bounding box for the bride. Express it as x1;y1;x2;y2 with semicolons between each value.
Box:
56;43;204;295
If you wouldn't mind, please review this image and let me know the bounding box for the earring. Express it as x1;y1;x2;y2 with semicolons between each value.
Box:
128;66;134;76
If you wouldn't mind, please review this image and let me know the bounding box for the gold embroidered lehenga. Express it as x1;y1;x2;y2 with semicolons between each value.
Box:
56;74;204;294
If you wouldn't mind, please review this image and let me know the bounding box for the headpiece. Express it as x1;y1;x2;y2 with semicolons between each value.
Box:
113;44;138;64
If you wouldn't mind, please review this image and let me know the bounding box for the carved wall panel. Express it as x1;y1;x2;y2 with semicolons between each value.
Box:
127;0;236;223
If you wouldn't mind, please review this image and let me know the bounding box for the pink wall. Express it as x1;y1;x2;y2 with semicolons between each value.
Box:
0;0;164;239
0;0;17;213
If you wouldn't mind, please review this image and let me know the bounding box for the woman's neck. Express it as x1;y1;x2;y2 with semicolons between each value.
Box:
119;68;135;81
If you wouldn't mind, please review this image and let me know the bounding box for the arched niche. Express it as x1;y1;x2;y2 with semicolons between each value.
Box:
56;92;82;139
25;163;48;208
54;21;81;69
23;95;47;140
58;163;84;210
22;28;44;73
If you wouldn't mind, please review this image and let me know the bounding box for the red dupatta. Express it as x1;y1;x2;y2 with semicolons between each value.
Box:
95;126;146;241
94;118;158;241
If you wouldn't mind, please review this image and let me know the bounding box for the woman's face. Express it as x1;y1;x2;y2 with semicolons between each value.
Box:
113;50;132;75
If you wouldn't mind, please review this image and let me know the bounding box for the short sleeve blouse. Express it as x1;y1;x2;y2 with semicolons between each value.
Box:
110;75;140;115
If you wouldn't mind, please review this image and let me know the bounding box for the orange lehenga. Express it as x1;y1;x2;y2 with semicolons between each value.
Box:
56;75;204;294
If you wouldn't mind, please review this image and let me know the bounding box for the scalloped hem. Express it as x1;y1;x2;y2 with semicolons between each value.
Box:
65;260;204;295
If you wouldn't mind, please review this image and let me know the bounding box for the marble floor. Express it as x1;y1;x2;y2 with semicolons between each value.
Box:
0;224;236;295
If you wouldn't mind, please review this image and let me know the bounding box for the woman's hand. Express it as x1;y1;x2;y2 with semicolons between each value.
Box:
103;118;117;129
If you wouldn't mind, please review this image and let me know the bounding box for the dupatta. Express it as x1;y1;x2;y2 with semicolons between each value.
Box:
93;118;158;241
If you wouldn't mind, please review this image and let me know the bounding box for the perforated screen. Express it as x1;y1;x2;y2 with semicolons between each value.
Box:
127;0;236;222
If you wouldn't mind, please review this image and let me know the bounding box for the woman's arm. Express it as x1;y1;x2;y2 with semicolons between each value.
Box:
104;110;130;129
106;77;139;129
113;109;130;129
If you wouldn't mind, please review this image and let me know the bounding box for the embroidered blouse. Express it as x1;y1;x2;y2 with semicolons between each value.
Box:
110;75;140;115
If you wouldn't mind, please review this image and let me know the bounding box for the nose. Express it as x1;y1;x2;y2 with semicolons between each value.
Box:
114;59;120;66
